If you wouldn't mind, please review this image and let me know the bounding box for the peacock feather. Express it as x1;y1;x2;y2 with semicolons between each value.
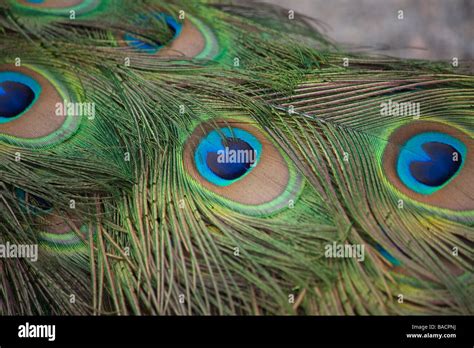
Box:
0;0;472;315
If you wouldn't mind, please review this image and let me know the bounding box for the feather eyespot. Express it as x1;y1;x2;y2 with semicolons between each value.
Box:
13;187;92;252
383;121;473;211
119;12;219;60
183;119;303;215
11;0;101;16
123;13;182;54
0;65;82;147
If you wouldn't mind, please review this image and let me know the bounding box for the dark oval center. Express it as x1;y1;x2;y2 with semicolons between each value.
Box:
206;138;257;180
0;81;36;119
409;142;463;187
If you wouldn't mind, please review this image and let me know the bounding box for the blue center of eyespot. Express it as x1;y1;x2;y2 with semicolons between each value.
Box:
124;13;182;53
195;127;262;187
26;0;45;3
207;138;255;180
0;72;41;124
397;132;466;195
410;142;462;187
0;81;35;118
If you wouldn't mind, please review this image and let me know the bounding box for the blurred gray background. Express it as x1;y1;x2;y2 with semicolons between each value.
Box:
258;0;473;60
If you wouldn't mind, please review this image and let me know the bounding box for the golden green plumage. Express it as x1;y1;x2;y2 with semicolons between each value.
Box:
0;0;472;315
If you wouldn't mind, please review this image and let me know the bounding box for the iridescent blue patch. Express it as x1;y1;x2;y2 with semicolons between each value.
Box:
375;244;401;266
397;132;466;195
124;13;182;53
195;128;262;187
0;72;41;124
